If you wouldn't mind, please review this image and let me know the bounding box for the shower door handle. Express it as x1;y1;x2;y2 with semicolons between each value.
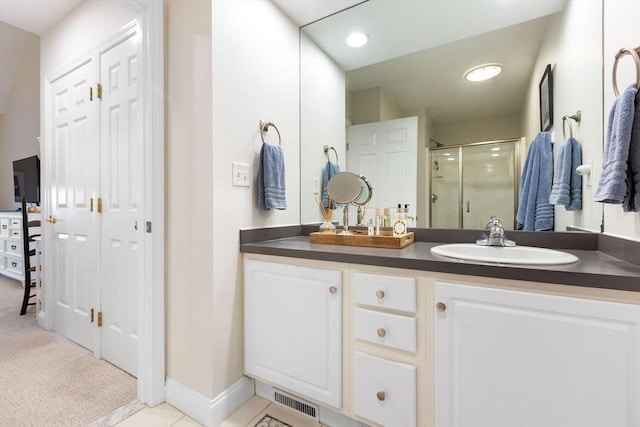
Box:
466;200;470;213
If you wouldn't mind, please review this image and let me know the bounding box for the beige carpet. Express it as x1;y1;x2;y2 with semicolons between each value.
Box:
0;275;137;426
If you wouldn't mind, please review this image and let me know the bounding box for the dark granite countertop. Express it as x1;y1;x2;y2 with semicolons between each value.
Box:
240;227;640;293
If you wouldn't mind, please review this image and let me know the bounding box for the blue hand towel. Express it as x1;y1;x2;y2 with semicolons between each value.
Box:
258;143;286;210
623;89;640;212
549;137;582;211
516;132;554;231
594;83;638;204
321;161;340;208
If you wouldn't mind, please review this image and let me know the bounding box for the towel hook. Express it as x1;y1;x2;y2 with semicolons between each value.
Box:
562;110;581;140
612;47;640;96
259;120;281;146
323;145;339;164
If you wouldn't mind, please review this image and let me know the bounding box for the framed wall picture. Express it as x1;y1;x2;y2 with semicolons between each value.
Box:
539;64;553;131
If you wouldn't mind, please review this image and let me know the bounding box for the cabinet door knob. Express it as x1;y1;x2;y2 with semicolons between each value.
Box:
376;289;385;299
436;302;447;312
377;328;386;337
329;286;338;294
376;390;386;401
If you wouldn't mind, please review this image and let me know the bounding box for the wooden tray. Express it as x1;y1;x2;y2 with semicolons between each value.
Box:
309;230;414;249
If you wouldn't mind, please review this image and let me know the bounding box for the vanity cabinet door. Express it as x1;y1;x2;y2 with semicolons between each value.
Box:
435;282;640;427
244;259;342;408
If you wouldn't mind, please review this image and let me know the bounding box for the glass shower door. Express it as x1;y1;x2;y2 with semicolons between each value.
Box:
462;142;516;229
430;149;461;228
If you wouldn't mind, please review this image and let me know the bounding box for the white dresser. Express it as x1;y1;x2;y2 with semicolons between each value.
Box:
0;211;40;284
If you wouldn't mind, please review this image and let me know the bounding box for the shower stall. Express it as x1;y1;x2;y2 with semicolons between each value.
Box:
429;139;523;229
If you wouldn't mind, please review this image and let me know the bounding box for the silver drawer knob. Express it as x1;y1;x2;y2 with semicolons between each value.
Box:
436;302;447;312
376;289;385;299
376;390;386;401
329;286;338;294
377;328;386;337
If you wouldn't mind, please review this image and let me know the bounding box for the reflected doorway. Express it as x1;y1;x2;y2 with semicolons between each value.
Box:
430;139;522;229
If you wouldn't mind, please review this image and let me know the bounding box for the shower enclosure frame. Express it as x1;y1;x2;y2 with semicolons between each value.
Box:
429;138;524;229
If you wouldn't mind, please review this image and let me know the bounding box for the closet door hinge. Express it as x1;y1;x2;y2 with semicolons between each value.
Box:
90;198;102;213
97;311;103;327
97;83;102;99
89;87;93;101
90;308;94;322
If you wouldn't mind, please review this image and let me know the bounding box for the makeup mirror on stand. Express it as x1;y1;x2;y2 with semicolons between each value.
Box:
327;171;363;234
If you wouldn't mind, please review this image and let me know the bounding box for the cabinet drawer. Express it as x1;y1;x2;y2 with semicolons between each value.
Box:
0;220;8;236
10;218;21;228
355;308;416;352
6;256;23;274
354;351;416;427
6;240;22;256
354;272;416;313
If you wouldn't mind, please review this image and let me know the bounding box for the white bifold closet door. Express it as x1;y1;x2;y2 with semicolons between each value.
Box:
46;23;142;377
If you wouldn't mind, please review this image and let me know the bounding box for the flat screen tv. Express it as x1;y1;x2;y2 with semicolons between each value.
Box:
13;155;41;204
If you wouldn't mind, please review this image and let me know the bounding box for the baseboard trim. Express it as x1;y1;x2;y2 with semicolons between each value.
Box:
165;376;255;427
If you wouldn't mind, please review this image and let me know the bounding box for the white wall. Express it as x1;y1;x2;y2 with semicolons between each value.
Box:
300;32;345;224
601;0;640;241
210;0;300;396
0;29;40;211
520;0;603;233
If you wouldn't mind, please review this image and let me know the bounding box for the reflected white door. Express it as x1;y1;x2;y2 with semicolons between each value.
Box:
48;57;100;351
98;30;142;376
347;117;418;221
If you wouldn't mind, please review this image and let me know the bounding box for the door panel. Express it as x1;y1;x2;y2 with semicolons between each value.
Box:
49;58;99;351
347;117;418;223
98;31;142;376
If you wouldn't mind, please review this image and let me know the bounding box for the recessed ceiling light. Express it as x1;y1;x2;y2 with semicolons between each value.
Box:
491;153;500;157
346;32;368;48
464;63;503;82
491;147;501;151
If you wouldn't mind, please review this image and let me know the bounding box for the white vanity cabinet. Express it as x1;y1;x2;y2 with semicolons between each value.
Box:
244;259;343;408
352;271;419;427
435;282;640;427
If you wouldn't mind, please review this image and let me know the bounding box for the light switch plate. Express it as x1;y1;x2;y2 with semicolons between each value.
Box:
232;162;250;187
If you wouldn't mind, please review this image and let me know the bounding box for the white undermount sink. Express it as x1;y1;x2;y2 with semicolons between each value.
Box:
430;243;579;265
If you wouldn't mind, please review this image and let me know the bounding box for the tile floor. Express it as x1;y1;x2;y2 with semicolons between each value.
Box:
114;396;325;427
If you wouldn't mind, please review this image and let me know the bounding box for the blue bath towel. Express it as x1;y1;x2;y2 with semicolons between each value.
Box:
594;83;638;204
549;137;582;211
321;161;340;208
516;132;554;231
623;89;640;212
258;143;286;210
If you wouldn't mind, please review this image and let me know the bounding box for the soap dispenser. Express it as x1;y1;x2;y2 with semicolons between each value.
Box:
392;203;407;236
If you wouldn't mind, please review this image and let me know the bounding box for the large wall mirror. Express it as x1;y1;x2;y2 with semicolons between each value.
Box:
300;0;604;232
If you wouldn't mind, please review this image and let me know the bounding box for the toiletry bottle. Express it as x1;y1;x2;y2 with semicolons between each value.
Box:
392;203;407;236
375;208;383;235
367;219;374;236
383;208;392;227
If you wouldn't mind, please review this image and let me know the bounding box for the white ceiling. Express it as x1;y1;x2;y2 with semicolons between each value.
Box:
0;0;83;35
272;0;365;27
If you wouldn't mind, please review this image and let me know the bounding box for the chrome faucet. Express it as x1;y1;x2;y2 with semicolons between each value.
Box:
476;216;516;247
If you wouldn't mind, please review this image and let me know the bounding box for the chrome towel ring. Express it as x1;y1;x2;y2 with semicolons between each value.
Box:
612;47;640;96
323;145;339;164
260;120;281;145
562;110;581;140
